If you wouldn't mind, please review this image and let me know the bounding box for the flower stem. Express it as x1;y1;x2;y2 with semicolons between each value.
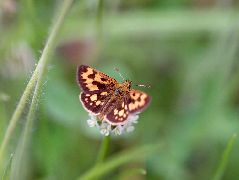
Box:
94;0;108;168
0;0;74;169
95;135;111;165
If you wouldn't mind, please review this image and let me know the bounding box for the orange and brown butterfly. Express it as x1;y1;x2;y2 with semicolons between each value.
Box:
77;65;151;126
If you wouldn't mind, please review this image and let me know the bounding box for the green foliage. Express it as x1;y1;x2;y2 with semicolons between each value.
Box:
0;0;239;179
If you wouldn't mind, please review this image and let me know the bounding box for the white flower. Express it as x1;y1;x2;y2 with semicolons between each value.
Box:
87;113;98;127
113;125;123;135
100;121;111;136
126;125;135;132
127;114;139;124
87;119;97;127
89;113;97;120
85;113;140;136
123;114;139;133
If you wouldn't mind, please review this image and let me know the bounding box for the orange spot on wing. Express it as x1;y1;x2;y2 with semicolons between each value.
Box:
118;109;124;117
100;92;108;95
90;94;98;101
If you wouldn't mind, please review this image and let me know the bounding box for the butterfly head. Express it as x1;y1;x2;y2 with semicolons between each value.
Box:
114;80;132;96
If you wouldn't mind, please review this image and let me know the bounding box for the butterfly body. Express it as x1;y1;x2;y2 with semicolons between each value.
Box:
77;65;151;125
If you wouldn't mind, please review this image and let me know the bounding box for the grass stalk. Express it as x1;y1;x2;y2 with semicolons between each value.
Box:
1;153;13;180
117;168;147;179
0;74;37;165
0;0;74;169
96;0;104;41
212;134;237;180
78;143;162;180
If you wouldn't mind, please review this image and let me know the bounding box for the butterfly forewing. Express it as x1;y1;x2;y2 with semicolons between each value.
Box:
77;65;117;93
128;89;151;113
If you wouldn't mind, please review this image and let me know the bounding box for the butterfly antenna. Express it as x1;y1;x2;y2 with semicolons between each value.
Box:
114;67;126;81
135;84;151;88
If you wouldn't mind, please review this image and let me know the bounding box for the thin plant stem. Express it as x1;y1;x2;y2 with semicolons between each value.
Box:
0;75;37;164
0;0;74;168
10;81;41;178
78;143;162;180
11;0;75;177
96;0;104;41
26;0;35;18
95;136;111;165
1;153;13;180
212;133;237;180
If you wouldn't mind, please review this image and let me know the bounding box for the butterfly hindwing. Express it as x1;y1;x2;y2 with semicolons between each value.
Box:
105;98;129;125
77;65;117;93
80;91;109;115
127;89;151;114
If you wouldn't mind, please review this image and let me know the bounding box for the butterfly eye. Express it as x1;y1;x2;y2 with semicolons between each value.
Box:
114;89;120;95
128;82;131;89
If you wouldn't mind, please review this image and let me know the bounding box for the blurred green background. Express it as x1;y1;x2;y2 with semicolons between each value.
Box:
1;0;239;179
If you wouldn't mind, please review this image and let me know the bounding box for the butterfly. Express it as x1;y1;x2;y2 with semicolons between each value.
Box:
77;65;151;125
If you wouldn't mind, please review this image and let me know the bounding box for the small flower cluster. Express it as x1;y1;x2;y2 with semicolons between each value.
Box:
87;113;139;136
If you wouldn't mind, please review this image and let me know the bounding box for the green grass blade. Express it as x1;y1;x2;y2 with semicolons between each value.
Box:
212;133;237;180
7;0;75;178
116;168;147;180
0;0;75;167
78;142;162;180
